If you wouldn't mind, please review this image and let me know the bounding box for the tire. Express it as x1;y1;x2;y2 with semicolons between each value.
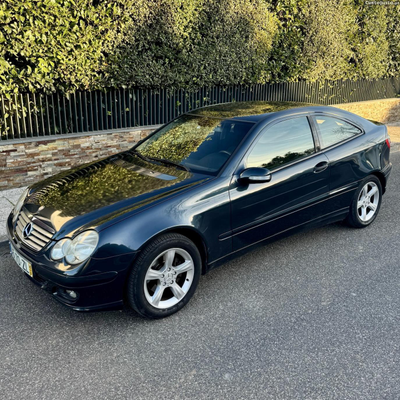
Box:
346;175;382;228
127;233;201;319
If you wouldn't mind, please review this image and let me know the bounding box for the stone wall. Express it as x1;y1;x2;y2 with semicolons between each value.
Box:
0;127;157;190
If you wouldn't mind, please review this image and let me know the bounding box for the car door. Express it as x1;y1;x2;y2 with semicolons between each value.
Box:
229;115;331;251
310;114;365;210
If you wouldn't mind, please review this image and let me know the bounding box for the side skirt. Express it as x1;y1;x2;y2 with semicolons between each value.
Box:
206;207;349;272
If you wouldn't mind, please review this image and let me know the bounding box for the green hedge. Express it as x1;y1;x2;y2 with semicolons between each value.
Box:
1;0;399;96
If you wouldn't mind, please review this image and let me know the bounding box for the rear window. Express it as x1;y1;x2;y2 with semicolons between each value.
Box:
315;116;362;148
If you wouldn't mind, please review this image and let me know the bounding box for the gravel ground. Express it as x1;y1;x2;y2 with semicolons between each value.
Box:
1;150;399;400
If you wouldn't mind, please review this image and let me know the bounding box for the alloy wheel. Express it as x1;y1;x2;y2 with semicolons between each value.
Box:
144;248;195;309
357;181;380;222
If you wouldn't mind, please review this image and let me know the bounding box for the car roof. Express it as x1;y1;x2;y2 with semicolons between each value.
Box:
189;101;320;122
187;101;373;130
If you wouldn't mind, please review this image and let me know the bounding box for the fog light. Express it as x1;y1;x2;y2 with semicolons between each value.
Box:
66;290;77;299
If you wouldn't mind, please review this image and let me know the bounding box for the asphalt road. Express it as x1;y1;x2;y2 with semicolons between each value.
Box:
1;150;400;400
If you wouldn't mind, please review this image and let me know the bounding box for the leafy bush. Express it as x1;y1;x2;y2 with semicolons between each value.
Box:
0;0;107;95
266;0;308;82
266;0;400;82
0;0;399;97
102;0;278;89
384;5;400;77
352;2;390;79
300;0;356;81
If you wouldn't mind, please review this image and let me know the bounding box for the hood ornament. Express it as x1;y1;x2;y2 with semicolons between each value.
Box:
23;222;33;238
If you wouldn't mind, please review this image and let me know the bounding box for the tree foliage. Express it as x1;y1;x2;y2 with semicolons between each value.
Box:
353;2;389;79
0;0;149;96
301;0;356;81
102;0;278;89
0;0;399;96
386;5;400;77
267;0;400;82
1;0;107;95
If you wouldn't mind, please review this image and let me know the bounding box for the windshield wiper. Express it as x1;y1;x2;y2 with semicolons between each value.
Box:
132;151;189;172
131;150;151;162
146;155;190;172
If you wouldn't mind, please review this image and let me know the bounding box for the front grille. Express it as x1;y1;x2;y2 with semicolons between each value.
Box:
15;209;55;252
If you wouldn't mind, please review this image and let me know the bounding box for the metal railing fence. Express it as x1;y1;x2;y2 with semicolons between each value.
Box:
1;77;399;141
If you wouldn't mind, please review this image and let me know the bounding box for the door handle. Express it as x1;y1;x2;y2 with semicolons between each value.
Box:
313;161;329;173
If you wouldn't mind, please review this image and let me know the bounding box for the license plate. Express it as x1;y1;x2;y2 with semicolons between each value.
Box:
10;242;33;278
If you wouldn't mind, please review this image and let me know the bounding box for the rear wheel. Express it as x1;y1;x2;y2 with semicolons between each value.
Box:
346;176;382;228
127;233;201;319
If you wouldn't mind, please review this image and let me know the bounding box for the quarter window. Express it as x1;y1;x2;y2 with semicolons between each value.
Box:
315;116;361;148
246;117;315;170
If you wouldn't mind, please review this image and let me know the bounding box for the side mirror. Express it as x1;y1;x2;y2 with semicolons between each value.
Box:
239;167;271;184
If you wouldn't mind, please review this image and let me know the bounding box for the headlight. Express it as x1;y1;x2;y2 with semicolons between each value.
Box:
51;230;99;265
51;238;72;261
13;188;29;220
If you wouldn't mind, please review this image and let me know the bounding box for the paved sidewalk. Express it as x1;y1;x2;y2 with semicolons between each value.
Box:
388;124;400;143
0;187;26;242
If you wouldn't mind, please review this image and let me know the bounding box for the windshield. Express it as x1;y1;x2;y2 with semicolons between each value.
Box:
135;114;254;174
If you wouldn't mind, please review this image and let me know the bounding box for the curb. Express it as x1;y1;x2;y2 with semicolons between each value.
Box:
392;142;400;152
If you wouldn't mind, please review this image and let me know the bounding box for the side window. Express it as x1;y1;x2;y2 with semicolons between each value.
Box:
246;117;315;170
315;116;362;148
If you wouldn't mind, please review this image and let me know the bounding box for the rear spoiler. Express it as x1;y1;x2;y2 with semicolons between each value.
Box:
367;119;385;126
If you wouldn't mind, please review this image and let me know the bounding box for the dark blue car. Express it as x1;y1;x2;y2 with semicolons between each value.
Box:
7;102;392;318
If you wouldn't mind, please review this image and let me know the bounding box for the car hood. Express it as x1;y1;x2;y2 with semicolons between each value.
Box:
24;151;211;238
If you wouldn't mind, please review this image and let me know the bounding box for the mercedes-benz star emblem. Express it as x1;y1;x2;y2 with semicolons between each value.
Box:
23;222;33;238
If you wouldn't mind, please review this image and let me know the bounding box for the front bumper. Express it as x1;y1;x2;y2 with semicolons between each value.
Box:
24;260;129;311
7;215;137;311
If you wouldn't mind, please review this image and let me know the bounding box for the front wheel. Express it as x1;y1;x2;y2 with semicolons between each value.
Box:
346;176;382;228
127;233;201;319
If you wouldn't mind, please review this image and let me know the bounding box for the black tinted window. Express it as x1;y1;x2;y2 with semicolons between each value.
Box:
316;116;361;148
246;117;315;170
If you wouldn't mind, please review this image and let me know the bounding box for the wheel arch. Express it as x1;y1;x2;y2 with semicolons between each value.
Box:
136;226;209;275
371;171;386;194
121;225;209;306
